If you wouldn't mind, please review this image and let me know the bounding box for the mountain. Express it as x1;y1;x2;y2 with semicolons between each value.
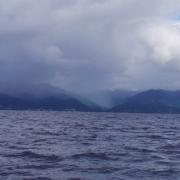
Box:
83;90;138;109
0;93;97;111
110;102;180;113
0;94;94;111
34;96;94;111
0;83;68;98
0;84;101;111
110;90;180;113
70;93;102;111
1;87;180;113
0;94;30;109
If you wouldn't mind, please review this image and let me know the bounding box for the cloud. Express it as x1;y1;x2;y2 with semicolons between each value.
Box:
140;21;180;64
0;0;180;92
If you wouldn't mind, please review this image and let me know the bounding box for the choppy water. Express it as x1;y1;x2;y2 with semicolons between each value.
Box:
1;111;180;180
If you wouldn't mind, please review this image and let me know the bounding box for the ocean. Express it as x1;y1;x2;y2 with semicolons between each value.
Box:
0;110;180;180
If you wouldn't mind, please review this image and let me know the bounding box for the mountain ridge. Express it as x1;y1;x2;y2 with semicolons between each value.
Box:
1;88;180;113
110;89;180;113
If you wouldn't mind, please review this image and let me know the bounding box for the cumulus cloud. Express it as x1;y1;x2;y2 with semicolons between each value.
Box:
0;0;180;92
140;22;180;64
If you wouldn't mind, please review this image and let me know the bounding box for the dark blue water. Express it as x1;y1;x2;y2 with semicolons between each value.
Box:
1;111;180;180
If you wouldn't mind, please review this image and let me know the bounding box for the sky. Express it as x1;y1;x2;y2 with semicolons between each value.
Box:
1;0;180;93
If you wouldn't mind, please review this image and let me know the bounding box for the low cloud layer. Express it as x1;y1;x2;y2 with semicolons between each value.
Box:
1;0;180;93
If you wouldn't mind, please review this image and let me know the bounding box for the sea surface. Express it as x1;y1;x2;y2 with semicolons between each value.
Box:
1;111;180;180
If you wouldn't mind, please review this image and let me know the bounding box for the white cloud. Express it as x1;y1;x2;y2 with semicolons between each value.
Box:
140;21;180;65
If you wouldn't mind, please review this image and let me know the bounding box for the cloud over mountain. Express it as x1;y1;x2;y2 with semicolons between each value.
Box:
1;0;180;92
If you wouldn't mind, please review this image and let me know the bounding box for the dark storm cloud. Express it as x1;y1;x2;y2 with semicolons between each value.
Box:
1;0;180;92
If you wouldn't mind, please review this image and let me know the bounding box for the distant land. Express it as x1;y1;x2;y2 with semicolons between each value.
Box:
1;86;180;113
110;90;180;113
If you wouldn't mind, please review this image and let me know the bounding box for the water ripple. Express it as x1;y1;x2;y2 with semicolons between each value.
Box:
1;111;180;179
